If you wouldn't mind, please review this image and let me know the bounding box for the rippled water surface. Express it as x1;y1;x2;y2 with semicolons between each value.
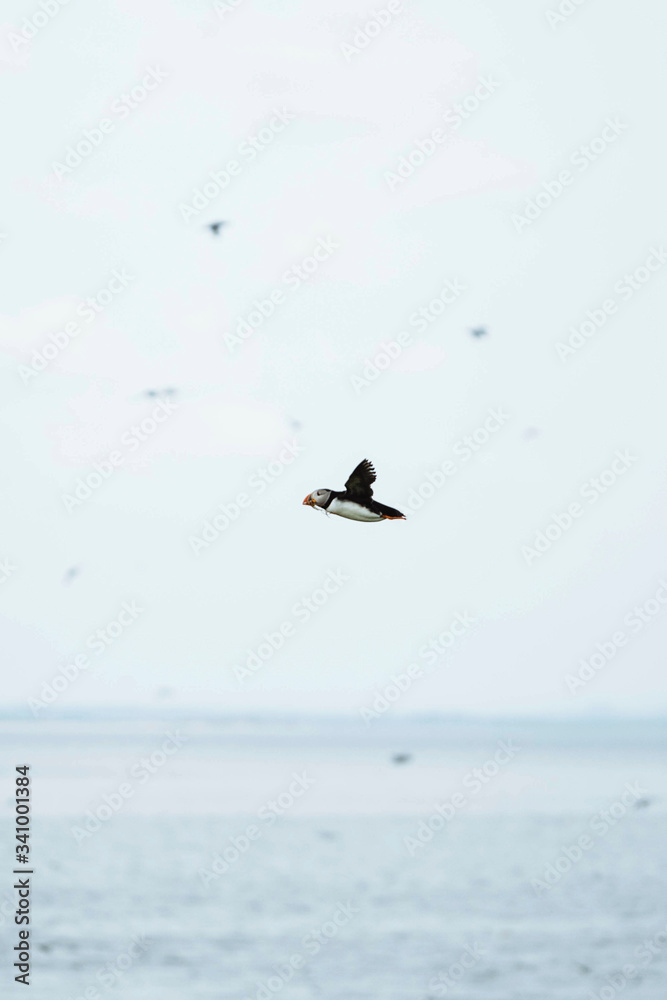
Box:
1;715;666;999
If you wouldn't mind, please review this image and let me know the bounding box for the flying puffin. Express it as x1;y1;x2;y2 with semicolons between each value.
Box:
303;459;405;522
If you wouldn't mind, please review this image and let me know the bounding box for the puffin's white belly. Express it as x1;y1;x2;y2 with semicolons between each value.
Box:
328;498;383;521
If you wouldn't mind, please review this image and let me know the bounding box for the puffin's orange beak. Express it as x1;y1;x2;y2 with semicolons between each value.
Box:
303;493;314;506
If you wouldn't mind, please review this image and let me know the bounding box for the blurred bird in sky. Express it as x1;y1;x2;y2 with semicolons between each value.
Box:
523;427;541;441
143;387;178;400
62;566;81;585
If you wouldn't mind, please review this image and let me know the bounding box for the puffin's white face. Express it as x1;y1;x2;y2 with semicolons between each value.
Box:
303;489;331;509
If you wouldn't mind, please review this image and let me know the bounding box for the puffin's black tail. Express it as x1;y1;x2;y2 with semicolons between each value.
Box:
375;501;406;520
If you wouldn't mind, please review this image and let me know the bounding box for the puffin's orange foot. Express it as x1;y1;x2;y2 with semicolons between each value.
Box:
382;515;406;520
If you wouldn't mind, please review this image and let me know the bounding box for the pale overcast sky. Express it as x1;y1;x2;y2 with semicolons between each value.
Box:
1;0;667;716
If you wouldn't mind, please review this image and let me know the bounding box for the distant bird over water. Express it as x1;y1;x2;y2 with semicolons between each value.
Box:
303;459;405;522
392;753;412;765
207;221;226;235
470;327;487;338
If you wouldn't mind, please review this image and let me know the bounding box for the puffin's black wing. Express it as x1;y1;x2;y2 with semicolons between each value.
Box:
344;459;376;500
